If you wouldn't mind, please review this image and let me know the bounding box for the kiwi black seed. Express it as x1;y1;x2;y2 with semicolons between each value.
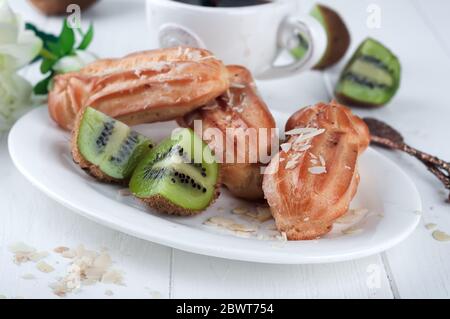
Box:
95;120;115;151
74;107;154;182
129;128;220;215
335;38;401;107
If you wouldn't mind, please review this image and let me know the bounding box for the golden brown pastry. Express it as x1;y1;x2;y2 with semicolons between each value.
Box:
262;101;370;240
179;65;276;200
48;47;230;130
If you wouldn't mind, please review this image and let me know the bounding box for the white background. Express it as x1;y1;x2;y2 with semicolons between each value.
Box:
1;0;449;298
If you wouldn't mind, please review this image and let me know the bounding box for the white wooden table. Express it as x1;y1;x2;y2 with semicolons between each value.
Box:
1;0;449;299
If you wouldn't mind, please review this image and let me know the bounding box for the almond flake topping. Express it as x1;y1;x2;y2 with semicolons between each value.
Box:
432;230;450;242
308;166;327;175
319;155;326;167
36;261;54;273
8;242;48;265
255;206;273;222
285;160;299;170
232;207;249;215
280;143;292;152
204;216;257;233
50;245;124;297
342;227;363;235
290;128;326;142
285;128;321;136
230;82;246;89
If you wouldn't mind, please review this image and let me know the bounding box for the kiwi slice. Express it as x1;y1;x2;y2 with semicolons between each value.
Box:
129;128;220;215
335;38;401;107
73;107;154;182
291;4;350;70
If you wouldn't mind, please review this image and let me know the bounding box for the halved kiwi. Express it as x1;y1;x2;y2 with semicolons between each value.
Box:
335;38;401;107
291;4;351;70
129;128;220;216
72;107;154;183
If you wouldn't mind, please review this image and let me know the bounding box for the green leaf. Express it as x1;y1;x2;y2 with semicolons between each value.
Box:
57;20;76;56
40;57;57;74
33;72;54;95
46;41;62;56
25;23;59;47
77;24;94;50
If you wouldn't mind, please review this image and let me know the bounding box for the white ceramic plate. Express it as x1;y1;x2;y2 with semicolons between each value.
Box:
8;106;421;264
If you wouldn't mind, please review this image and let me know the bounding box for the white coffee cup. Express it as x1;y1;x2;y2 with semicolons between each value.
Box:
146;0;327;79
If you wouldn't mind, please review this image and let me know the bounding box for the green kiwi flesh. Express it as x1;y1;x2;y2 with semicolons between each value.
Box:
291;4;350;70
77;107;153;180
335;38;401;107
129;128;219;214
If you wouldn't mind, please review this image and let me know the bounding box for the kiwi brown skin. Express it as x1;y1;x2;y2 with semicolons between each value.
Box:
139;179;222;216
71;108;127;185
335;92;386;109
313;4;351;70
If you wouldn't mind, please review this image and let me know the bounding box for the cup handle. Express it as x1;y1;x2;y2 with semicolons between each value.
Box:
258;15;327;79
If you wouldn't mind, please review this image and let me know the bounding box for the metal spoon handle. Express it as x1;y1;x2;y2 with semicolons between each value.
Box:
371;135;450;200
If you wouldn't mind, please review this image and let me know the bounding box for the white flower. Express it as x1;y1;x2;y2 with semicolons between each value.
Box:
0;0;43;71
53;50;97;74
0;0;43;131
0;70;32;132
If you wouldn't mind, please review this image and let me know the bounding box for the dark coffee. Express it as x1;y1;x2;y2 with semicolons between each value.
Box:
173;0;271;7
